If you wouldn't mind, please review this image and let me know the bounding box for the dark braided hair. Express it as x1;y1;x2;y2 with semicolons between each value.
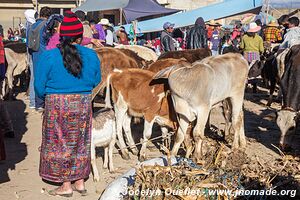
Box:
58;35;83;78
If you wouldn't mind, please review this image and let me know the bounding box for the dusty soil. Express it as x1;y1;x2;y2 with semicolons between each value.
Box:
0;86;299;200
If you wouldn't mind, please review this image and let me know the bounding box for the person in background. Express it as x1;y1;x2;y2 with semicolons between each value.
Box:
160;22;176;52
24;9;37;109
44;14;102;50
0;25;5;81
278;14;290;38
75;10;94;48
99;18;114;46
208;20;221;56
240;22;264;63
255;19;264;37
35;11;101;197
90;20;106;44
279;17;300;49
231;23;242;40
277;17;300;77
7;28;14;40
186;17;208;49
263;20;282;43
29;6;52;110
116;26;129;45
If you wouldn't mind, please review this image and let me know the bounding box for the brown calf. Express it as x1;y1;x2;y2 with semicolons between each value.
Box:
105;69;176;160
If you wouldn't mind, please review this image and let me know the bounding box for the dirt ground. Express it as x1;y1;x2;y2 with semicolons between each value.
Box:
0;86;299;200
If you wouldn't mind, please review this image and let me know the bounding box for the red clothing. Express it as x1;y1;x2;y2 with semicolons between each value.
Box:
0;36;4;64
207;27;213;39
231;29;241;40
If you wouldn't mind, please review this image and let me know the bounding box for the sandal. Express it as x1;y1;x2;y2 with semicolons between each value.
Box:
71;185;87;196
48;188;73;197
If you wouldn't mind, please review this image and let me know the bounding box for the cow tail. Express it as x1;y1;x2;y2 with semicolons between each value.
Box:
105;73;113;108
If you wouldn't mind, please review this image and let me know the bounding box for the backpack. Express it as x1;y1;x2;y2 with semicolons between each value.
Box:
27;20;46;51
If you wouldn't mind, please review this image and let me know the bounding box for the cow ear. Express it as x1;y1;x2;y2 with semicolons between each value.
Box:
153;65;175;80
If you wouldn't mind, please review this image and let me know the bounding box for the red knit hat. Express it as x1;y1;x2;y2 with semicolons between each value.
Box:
60;11;83;37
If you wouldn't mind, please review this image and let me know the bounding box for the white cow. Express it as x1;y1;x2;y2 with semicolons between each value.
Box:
91;108;116;182
153;53;249;161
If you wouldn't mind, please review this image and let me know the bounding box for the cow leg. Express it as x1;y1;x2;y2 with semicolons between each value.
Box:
108;141;115;173
193;106;210;161
114;97;130;160
230;96;246;149
171;117;189;156
91;143;100;182
184;124;194;158
267;79;276;106
103;146;108;169
123;114;138;155
222;98;232;142
139;119;155;161
161;127;170;149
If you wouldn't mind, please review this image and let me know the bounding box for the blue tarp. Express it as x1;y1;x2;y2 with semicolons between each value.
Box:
123;0;179;23
269;0;300;9
73;0;129;12
121;0;263;33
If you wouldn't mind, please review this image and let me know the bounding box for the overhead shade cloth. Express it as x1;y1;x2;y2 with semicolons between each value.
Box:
72;0;129;12
123;0;180;23
120;0;263;33
269;0;300;9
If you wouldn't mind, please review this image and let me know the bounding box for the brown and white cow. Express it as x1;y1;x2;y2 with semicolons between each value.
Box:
153;53;249;161
105;68;176;161
158;48;211;63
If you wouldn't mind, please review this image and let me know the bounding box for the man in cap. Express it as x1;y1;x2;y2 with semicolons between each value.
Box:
160;22;176;52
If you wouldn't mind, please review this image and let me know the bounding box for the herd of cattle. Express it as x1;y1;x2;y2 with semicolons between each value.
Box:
0;41;299;181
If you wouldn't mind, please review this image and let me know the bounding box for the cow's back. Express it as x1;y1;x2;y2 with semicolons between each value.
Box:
158;48;211;63
147;58;188;73
95;47;139;82
169;53;248;106
117;48;149;68
115;45;158;62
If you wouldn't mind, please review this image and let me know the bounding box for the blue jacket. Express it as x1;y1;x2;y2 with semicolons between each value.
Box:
34;45;101;99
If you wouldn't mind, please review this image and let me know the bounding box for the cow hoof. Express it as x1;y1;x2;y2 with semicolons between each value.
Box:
131;148;139;156
103;164;108;169
109;168;115;173
121;152;130;160
139;154;146;162
93;176;100;182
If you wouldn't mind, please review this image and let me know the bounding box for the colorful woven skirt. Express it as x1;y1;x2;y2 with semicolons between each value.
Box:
244;51;260;63
39;94;92;182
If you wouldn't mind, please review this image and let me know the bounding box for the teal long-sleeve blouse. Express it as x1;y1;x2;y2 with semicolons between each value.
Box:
34;45;101;100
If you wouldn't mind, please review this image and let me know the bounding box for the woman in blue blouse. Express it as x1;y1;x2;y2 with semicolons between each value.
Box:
34;11;101;197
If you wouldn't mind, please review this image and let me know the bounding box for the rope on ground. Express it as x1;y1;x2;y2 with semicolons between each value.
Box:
115;131;175;152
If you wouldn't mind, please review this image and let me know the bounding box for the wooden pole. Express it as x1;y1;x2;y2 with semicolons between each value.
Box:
120;8;123;25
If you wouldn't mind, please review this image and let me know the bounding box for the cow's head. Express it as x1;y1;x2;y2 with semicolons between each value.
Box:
153;60;190;80
248;60;264;78
276;109;299;149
